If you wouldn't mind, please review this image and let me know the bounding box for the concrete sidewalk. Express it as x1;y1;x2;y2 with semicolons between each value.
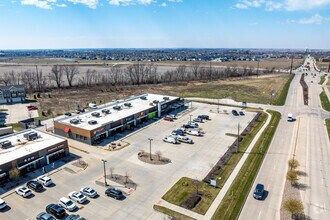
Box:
156;110;272;220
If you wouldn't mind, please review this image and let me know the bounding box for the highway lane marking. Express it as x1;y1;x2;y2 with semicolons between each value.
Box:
257;210;262;220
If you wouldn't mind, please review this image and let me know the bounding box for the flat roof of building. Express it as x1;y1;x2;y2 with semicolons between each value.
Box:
0;129;67;166
56;94;179;131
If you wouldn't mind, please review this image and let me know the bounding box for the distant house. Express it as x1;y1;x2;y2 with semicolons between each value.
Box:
0;85;25;104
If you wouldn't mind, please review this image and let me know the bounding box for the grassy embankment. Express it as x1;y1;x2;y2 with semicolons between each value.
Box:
320;89;330;111
159;112;268;215
319;75;326;85
211;110;281;220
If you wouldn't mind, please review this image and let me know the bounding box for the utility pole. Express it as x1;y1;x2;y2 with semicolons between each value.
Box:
148;138;153;161
290;56;294;75
256;60;260;78
101;159;108;186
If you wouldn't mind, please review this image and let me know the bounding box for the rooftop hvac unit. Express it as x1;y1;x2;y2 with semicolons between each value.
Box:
163;96;170;100
140;96;147;100
101;109;110;114
153;100;159;104
149;102;154;106
124;103;132;107
113;105;122;110
91;112;100;117
0;140;12;149
88;120;97;125
70;119;80;124
24;132;38;141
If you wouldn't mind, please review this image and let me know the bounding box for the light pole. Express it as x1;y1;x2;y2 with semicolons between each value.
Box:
101;159;108;186
189;114;192;123
237;123;240;153
148;138;153;161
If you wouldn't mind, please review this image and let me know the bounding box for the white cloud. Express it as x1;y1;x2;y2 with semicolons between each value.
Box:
235;0;330;11
56;3;66;7
21;0;56;9
161;2;166;7
67;0;99;9
288;14;325;24
108;0;156;6
285;0;330;11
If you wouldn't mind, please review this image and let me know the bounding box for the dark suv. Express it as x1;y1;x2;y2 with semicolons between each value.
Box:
46;204;66;219
198;115;210;120
105;188;124;200
253;183;264;200
27;180;44;192
232;110;239;116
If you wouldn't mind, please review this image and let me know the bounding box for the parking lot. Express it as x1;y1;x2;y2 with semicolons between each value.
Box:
2;103;39;124
0;102;256;219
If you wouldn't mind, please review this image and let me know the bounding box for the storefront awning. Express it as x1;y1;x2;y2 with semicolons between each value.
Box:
64;127;71;133
17;157;45;170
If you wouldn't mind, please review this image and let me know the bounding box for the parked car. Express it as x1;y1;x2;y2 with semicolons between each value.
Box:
37;175;53;187
171;129;185;136
36;212;56;220
27;180;44;192
164;116;174;121
162;136;179;144
186;130;202;136
88;103;97;109
0;198;7;210
253;183;264;200
168;114;177;119
27;105;38;111
59;197;77;212
183;122;198;129
198;115;210;120
193;118;203;123
80;187;98;198
68;191;87;204
46;204;66;219
239;111;245;116
232;109;239;116
64;214;86;220
65;112;72;116
177;136;193;144
105;188;124;200
15;186;32;198
75;108;85;114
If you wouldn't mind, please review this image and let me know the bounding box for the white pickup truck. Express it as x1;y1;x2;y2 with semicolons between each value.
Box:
287;113;295;122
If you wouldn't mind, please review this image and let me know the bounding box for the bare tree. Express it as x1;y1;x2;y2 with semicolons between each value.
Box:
109;167;115;178
64;65;79;87
190;62;200;80
124;171;130;184
50;65;64;88
192;178;201;195
155;150;162;161
9;168;20;181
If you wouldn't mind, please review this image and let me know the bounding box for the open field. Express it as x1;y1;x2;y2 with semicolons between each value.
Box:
31;74;290;116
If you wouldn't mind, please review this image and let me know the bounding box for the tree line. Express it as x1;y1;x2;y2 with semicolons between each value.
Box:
0;62;276;93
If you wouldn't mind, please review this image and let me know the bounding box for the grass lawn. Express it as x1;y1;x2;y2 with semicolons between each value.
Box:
211;110;281;220
161;111;268;215
272;74;294;106
153;205;196;220
162;177;219;215
320;90;330;111
326;119;330;141
319;75;326;85
160;75;292;105
3;123;24;131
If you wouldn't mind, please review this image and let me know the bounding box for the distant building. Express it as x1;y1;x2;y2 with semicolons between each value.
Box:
0;85;26;104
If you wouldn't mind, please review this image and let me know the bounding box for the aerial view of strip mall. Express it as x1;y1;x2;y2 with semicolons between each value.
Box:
0;0;330;220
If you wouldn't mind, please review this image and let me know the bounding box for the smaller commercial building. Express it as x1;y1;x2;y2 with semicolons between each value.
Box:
54;94;184;145
0;129;69;184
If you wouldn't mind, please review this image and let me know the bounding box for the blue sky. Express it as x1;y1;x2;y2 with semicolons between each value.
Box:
0;0;329;49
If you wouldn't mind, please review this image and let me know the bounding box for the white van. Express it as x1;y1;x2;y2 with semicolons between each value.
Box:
287;113;295;122
162;136;179;144
187;130;202;136
89;103;97;109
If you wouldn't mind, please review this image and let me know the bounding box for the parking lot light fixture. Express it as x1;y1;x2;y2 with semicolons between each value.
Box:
189;114;192;123
101;159;108;186
148;138;153;161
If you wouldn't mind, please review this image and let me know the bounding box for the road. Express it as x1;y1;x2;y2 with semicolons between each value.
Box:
239;56;330;219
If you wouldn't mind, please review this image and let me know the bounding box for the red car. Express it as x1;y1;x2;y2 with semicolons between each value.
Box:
27;106;38;111
164;116;173;121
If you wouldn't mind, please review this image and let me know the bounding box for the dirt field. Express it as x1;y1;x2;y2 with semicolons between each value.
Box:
35;74;290;115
